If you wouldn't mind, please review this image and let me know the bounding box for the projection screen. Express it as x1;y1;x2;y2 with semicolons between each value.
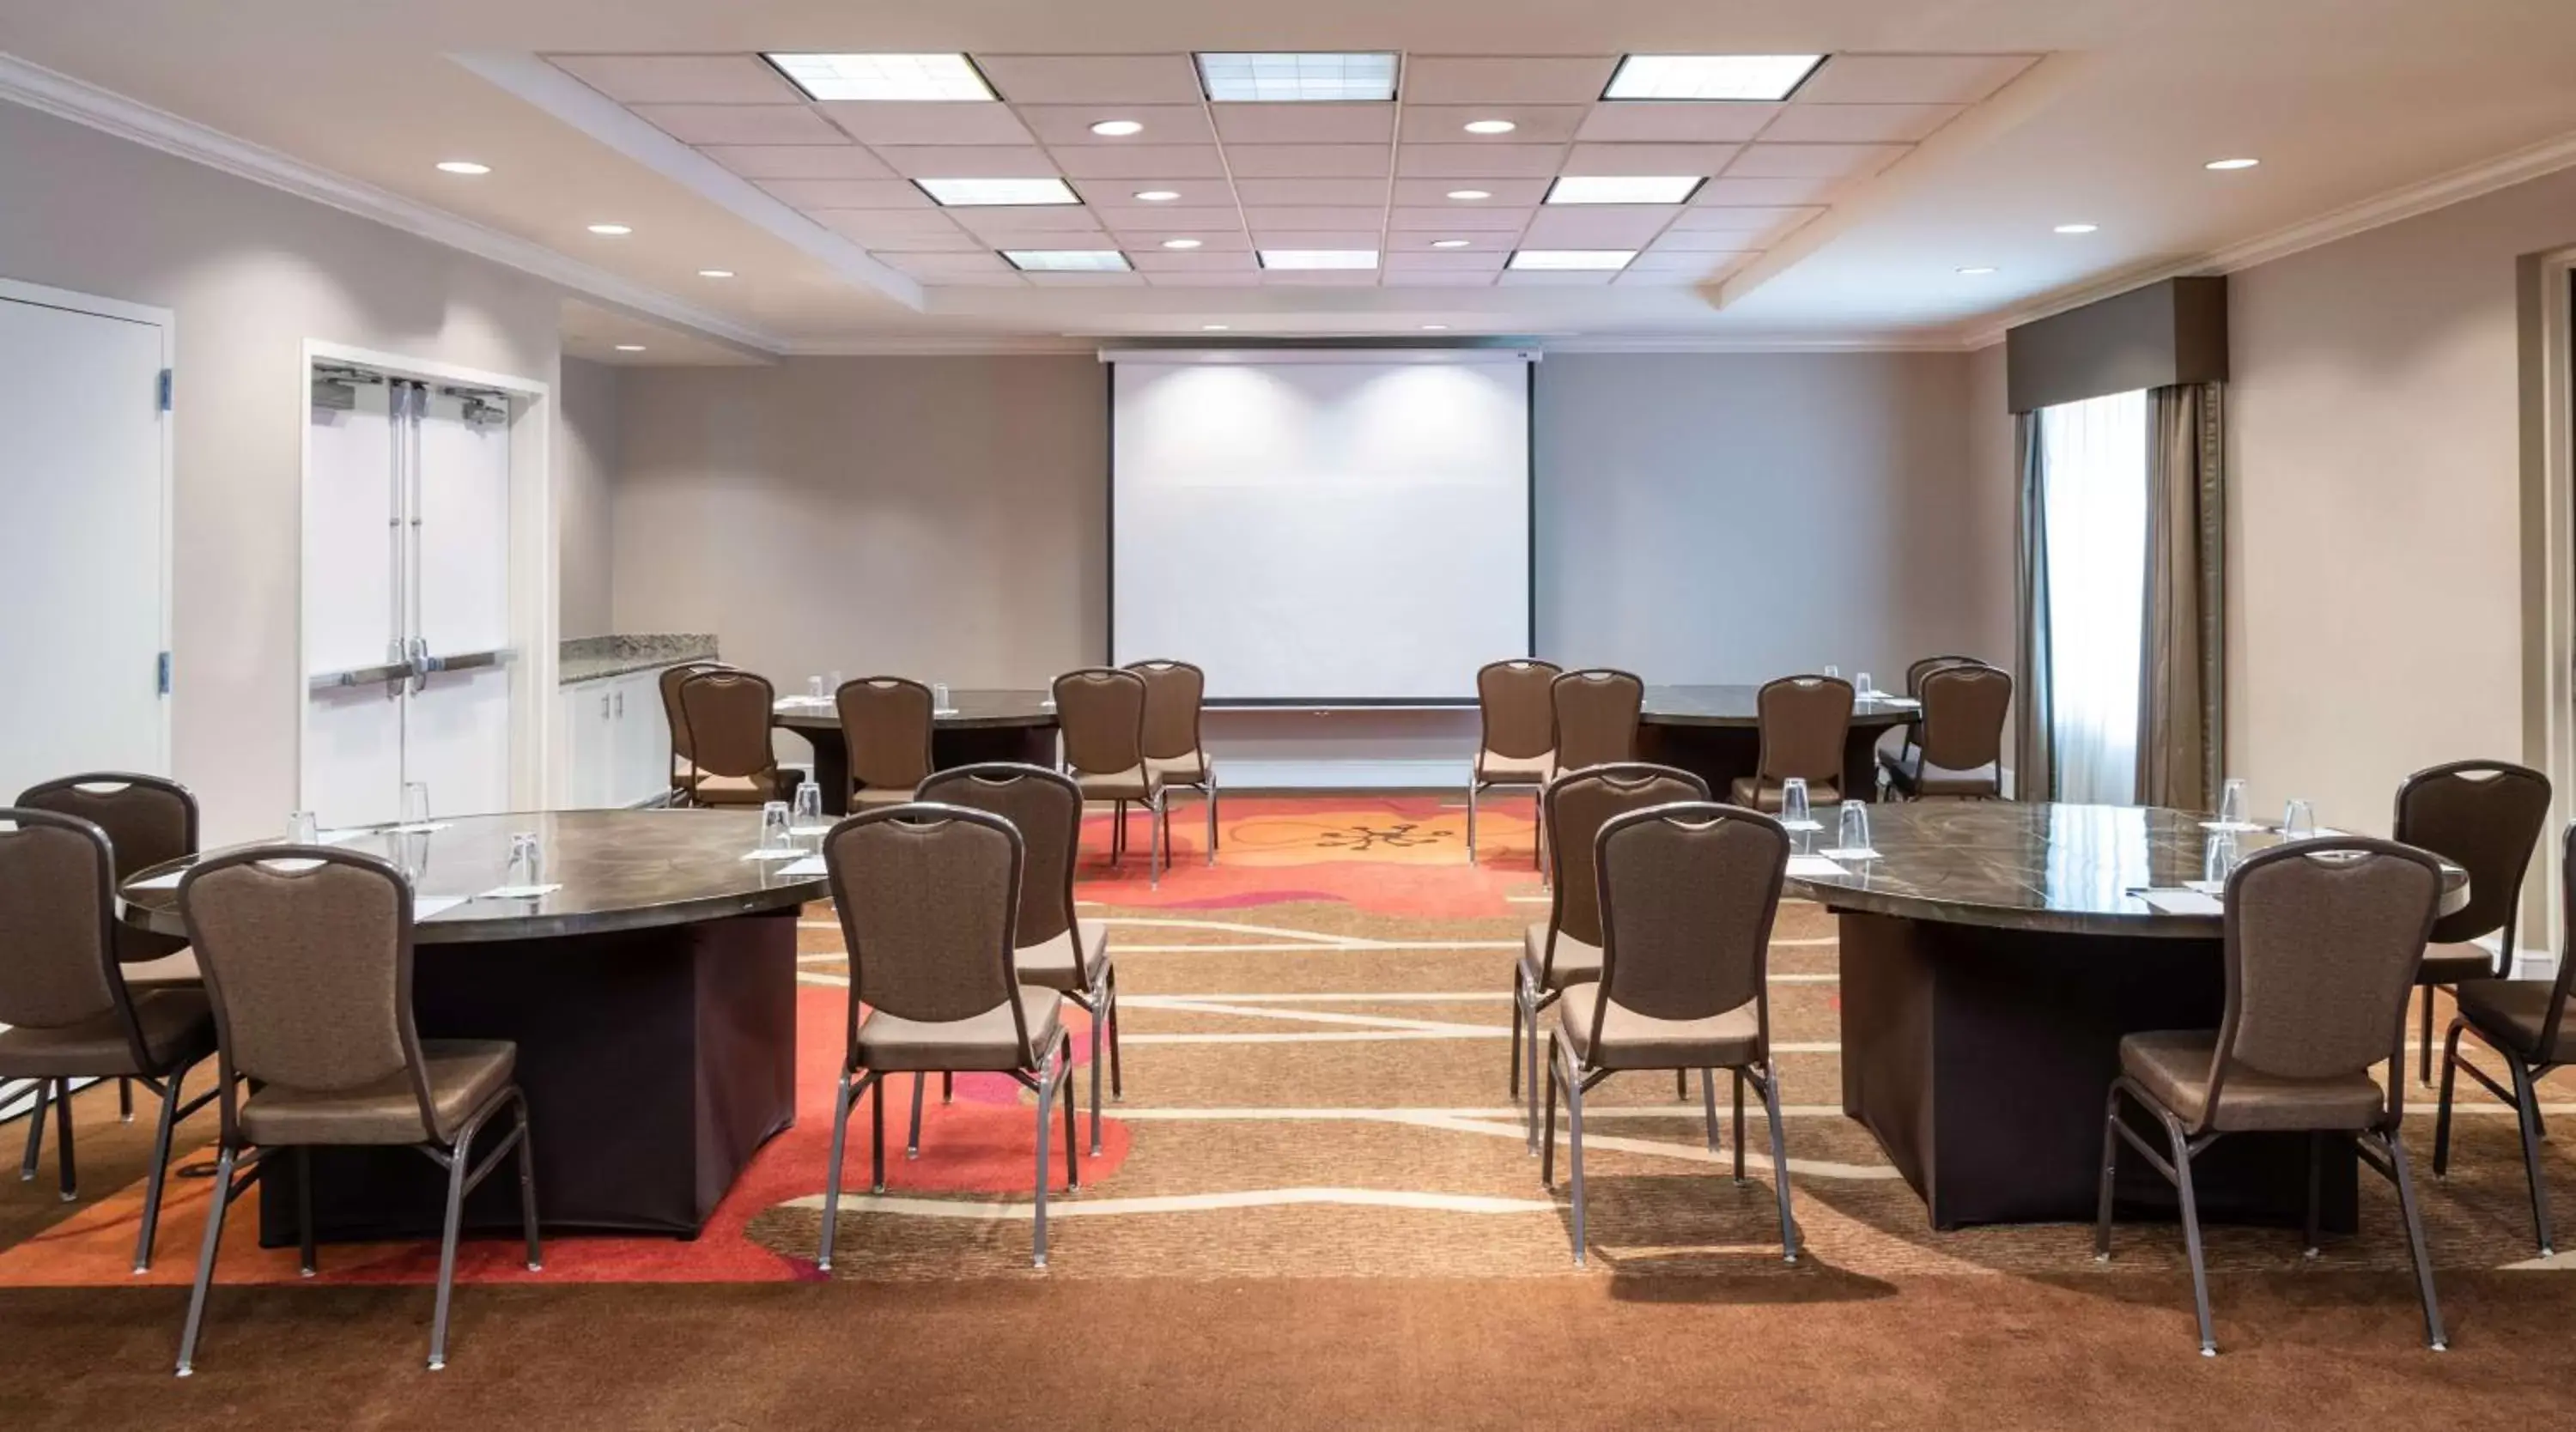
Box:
1109;351;1534;703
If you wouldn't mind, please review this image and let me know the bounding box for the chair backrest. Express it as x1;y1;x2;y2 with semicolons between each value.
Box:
1477;659;1561;762
916;764;1081;950
835;677;936;793
677;670;779;780
0;808;131;1043
1126;659;1206;763
2207;838;2440;1126
1916;664;2013;773
1592;801;1789;1038
1905;654;1983;698
659;660;732;767
2391;759;2551;947
823;804;1035;1065
1054;668;1149;778
1551;669;1644;774
1543;764;1711;958
2545;823;2576;1057
1755;675;1855;786
179;846;435;1144
15;773;197;884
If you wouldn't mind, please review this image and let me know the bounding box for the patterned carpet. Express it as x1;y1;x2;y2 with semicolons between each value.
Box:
4;793;2573;1294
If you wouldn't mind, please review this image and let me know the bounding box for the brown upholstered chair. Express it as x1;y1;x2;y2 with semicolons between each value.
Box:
0;808;216;1274
1731;675;1855;812
659;660;732;799
2433;819;2576;1258
1053;667;1168;888
2097;838;2445;1356
914;764;1121;1157
1468;658;1561;867
675;669;785;807
835;677;936;810
1540;801;1800;1266
2394;761;2549;1085
173;846;539;1374
1515;764;1710;1146
1127;659;1218;867
1905;653;1984;698
1878;664;2011;800
816;805;1078;1271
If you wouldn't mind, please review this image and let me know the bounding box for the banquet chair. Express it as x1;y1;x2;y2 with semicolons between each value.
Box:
2392;760;2549;1084
659;660;732;801
1467;658;1560;867
1127;658;1218;866
1546;669;1646;876
1731;675;1854;812
835;677;937;810
1879;664;2011;800
1054;667;1167;888
676;669;786;807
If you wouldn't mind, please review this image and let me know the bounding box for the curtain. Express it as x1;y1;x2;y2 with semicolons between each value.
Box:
2012;412;2054;802
2136;384;2227;810
2038;391;2149;804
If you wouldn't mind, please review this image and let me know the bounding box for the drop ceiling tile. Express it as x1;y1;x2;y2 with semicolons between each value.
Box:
1390;178;1551;206
1110;230;1253;253
974;54;1207;105
1068;179;1227;207
1015;104;1216;146
1757;102;1963;143
1573;102;1779;143
1498;270;1618;286
1668;204;1824;233
1384;250;1508;273
1247;230;1382;250
878;251;1017;278
1645;229;1770;253
1403;56;1619;105
631;104;849;146
925;270;1030;287
1053;145;1229;179
1520;205;1682;246
1090;205;1244;230
1260;270;1382;287
1561;143;1740;177
1384;230;1512;252
702;145;896;179
1142;270;1259;287
1726;143;1908;179
1022;270;1147;287
871;144;1062;179
1240;206;1387;231
1224;145;1393;179
1212;103;1396;145
1231;178;1390;206
1612;266;1722;286
1693;175;1845;204
1792;53;2039;105
1400;105;1589;144
811;209;974;245
1384;270;1500;287
1395;144;1568;179
550;54;803;105
1388;205;1533;232
817;101;1036;146
851;229;990;253
1129;249;1260;272
756;179;931;209
947;208;1109;239
1632;245;1758;268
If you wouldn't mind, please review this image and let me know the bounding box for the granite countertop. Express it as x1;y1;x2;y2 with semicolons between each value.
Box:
560;634;719;684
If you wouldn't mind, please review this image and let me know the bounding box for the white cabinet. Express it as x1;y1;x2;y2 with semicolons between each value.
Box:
556;665;676;809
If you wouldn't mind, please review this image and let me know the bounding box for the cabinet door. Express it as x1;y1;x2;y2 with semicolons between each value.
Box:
620;670;675;806
576;683;617;809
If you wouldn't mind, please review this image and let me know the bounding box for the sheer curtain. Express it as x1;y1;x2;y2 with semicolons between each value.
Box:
2038;389;2149;804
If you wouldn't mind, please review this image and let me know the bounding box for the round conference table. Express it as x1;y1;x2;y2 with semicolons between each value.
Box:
1789;801;2468;1232
119;809;826;1243
774;689;1057;816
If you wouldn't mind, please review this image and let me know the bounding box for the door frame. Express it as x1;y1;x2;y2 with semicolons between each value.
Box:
0;276;176;778
2526;246;2576;974
297;340;556;817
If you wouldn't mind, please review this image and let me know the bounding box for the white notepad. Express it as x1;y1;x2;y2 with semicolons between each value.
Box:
777;856;828;878
415;895;471;920
1819;846;1881;860
740;848;807;862
474;883;562;901
2138;889;2223;916
1785;855;1850;879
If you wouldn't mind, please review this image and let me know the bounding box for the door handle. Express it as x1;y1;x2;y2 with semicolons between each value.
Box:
615;690;625;718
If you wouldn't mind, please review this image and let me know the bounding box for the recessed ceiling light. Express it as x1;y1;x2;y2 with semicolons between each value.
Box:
1421;324;1450;331
1259;249;1379;270
2054;222;2099;234
916;177;1081;207
1508;249;1637;271
1604;54;1825;101
1463;118;1516;136
1545;175;1704;205
586;223;632;236
1195;52;1400;103
1202;324;1230;331
697;269;736;279
763;53;994;102
1002;250;1133;272
1162;238;1203;250
1957;266;1997;276
1446;189;1492;202
2205;157;2260;171
1090;118;1145;137
614;344;647;352
1133;190;1182;203
1430;239;1473;249
434;161;489;176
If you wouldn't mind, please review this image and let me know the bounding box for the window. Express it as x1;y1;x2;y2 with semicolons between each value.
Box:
2039;389;2150;804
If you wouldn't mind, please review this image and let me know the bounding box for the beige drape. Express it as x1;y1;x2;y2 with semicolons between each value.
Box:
2012;412;2054;802
2135;384;2226;810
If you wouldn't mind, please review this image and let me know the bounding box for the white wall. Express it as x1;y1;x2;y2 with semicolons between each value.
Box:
557;356;620;639
0;100;562;840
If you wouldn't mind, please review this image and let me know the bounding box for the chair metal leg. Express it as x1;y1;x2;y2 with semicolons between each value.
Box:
2508;1056;2557;1256
2381;1129;2448;1350
51;1077;76;1201
2093;1084;2122;1261
1088;986;1105;1156
1674;1069;1689;1101
2433;1019;2465;1177
173;1145;238;1377
2418;985;2438;1086
1150;793;1165;889
1205;775;1218;865
2167;1114;2218;1356
870;1071;888;1194
1106;967;1124;1101
1540;1045;1559;1188
906;1072;926;1160
1700;1068;1720;1153
1032;1052;1054;1270
1507;977;1523;1100
817;1071;857;1272
118;1077;134;1123
1534;791;1546;875
134;1070;187;1273
1061;1034;1082;1192
1564;1052;1589;1266
427;1126;475;1371
1466;780;1479;865
942;1071;953;1105
514;1095;543;1272
295;1148;317;1277
1522;985;1544;1154
16;1077;43;1180
2303;1131;2323;1259
1733;1069;1748;1185
1109;800;1125;864
1760;1065;1799;1264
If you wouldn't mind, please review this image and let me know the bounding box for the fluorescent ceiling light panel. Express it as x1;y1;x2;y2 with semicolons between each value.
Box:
1196;52;1399;103
1544;175;1704;205
1258;249;1380;270
1603;54;1824;101
916;177;1081;207
1508;249;1637;270
765;52;994;102
1002;249;1133;272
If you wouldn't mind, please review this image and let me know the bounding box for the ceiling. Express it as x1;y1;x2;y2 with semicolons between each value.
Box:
5;1;2576;357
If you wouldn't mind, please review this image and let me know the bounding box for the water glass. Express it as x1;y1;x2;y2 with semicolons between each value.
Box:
2217;777;2249;827
1821;664;1840;682
760;800;792;853
933;682;953;713
506;831;544;889
287;810;319;845
1838;799;1871;853
2203;831;2240;885
2281;798;2317;840
793;779;824;834
400;780;431;828
1856;671;1874;699
1782;777;1812;828
808;676;826;701
828;670;846;693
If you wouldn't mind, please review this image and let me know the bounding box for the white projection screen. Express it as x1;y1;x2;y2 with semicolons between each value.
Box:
1110;352;1534;702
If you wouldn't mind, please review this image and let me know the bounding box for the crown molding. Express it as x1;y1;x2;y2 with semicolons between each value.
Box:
0;51;788;356
1540;331;1978;355
775;330;1979;358
783;334;1101;357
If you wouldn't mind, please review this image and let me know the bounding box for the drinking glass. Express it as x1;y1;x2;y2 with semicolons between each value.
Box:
933;682;953;713
2217;777;2249;827
1838;799;1871;853
807;676;826;701
828;670;846;693
760;800;792;853
287;810;319;845
1821;664;1840;682
2281;798;2317;840
793;779;824;834
1857;671;1876;700
2203;832;2240;885
506;831;545;889
1782;777;1812;828
400;780;431;828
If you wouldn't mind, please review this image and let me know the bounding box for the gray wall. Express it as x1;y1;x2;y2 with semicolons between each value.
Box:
557;356;621;639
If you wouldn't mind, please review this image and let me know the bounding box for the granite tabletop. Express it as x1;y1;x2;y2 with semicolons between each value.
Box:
772;687;1059;731
1641;683;1920;729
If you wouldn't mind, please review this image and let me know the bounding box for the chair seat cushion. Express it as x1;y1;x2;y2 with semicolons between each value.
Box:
1476;750;1554;786
239;1039;515;1147
857;987;1064;1072
1556;982;1760;1071
0;986;215;1078
848;786;914;809
2119;1030;2384;1133
1017;920;1109;993
1147;753;1211;787
2455;980;2571;1063
1519;922;1601;992
1728;776;1844;812
1876;749;2002;798
1072;766;1156;803
2416;942;2499;986
119;946;202;989
693;772;780;806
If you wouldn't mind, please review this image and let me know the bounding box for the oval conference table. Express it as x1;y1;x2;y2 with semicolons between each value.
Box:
772;683;1921;816
119;809;826;1245
1791;802;2467;1232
